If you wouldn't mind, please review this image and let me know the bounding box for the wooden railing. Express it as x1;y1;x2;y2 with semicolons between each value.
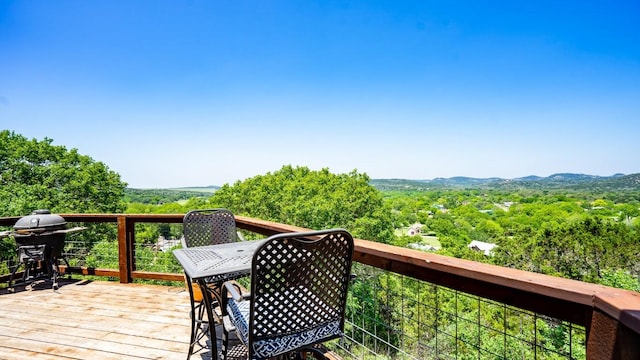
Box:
1;213;639;359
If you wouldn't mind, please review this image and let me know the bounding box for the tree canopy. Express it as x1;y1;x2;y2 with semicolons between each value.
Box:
210;165;395;243
0;130;126;216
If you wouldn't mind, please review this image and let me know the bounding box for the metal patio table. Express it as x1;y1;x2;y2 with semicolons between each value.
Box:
173;238;267;359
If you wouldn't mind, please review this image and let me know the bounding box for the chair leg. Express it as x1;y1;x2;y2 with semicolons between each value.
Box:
187;303;197;359
221;325;228;360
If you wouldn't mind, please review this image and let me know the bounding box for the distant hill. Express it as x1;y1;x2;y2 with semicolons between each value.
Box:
429;176;503;187
370;173;639;192
569;173;640;191
126;174;639;202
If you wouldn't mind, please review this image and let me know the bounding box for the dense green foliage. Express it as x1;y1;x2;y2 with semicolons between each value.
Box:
211;165;395;243
0;130;126;215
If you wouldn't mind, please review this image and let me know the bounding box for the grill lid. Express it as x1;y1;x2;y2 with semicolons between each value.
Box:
13;209;67;231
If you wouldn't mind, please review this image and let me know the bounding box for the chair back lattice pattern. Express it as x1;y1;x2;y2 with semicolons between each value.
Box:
182;209;238;248
248;229;354;358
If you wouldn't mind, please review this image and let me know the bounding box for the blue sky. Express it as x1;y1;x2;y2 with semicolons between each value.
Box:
1;1;639;188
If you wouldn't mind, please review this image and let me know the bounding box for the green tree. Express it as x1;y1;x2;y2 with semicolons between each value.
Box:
475;219;504;240
211;165;395;243
617;202;640;225
501;216;640;282
0;130;126;215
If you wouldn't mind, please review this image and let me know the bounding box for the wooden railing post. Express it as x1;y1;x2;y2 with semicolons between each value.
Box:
587;309;640;359
117;215;133;283
587;293;640;359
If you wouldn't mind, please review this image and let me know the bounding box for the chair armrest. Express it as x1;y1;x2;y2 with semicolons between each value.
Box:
223;281;245;302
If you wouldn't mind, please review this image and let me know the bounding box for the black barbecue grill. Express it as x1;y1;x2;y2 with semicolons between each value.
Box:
1;210;84;290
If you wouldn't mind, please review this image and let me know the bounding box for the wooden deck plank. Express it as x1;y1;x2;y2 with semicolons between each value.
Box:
0;279;196;360
0;332;167;360
1;298;190;344
0;278;340;360
0;319;186;354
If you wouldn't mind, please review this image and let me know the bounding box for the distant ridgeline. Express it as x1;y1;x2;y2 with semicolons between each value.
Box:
369;173;640;192
124;173;640;204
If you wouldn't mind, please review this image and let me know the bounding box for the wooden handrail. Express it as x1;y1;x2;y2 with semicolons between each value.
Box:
1;213;639;358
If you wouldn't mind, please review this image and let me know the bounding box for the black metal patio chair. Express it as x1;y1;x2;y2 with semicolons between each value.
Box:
181;208;248;359
221;229;354;360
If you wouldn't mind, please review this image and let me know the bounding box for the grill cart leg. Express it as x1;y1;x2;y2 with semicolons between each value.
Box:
50;257;60;290
7;259;22;291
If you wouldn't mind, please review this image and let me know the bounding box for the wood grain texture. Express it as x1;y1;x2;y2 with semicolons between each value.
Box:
0;278;337;360
0;279;195;360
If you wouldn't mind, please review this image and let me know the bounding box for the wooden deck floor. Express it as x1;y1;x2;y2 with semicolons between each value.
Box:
0;278;235;360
